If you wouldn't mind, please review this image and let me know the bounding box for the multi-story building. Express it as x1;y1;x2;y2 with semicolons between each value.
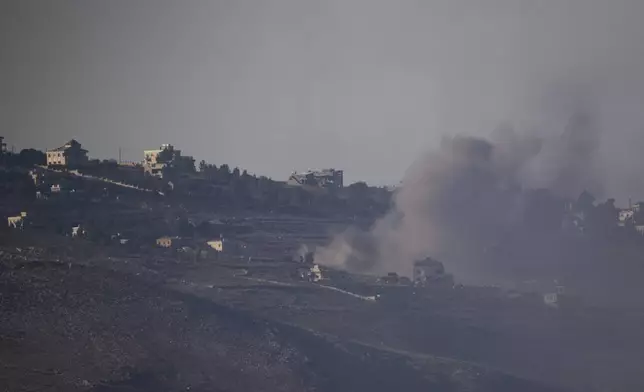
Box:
144;144;178;177
143;144;194;178
288;168;344;189
46;139;88;168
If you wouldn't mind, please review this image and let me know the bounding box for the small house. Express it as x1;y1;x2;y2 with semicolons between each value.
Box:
71;225;85;238
296;264;323;282
310;264;323;282
7;212;28;229
377;273;412;286
156;236;174;248
206;239;224;252
378;273;401;285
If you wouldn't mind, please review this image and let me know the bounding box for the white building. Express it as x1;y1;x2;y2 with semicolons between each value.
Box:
619;209;634;226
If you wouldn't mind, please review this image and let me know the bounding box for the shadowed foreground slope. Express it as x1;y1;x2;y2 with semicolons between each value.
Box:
0;261;561;392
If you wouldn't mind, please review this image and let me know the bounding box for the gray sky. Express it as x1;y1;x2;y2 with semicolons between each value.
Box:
2;0;644;186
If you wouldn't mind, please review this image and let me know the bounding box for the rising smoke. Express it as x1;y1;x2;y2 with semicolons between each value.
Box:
315;96;607;282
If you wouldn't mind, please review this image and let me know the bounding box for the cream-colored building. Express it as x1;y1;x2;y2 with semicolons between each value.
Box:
46;140;88;167
156;236;189;248
144;144;179;177
206;239;224;252
156;236;174;248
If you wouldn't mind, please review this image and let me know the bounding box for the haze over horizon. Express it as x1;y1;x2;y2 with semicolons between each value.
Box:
3;1;644;193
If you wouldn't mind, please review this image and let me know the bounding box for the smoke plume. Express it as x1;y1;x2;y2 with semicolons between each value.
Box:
316;99;606;281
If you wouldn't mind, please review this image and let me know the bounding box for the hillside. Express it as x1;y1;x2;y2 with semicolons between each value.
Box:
0;257;561;392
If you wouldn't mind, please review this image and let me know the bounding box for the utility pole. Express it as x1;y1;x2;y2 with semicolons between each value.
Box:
118;147;122;164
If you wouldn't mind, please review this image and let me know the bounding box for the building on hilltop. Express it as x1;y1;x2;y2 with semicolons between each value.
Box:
144;144;176;177
288;168;344;189
144;144;194;178
46;139;88;168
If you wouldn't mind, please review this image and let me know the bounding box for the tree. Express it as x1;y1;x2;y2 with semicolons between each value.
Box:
232;167;241;179
17;149;46;166
201;163;218;182
156;146;175;163
175;155;195;172
218;164;231;184
589;198;618;236
347;181;369;194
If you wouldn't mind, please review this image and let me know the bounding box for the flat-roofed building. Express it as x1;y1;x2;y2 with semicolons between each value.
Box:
288;168;344;189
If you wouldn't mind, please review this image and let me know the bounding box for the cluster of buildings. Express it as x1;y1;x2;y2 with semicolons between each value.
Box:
560;191;644;236
36;138;347;189
0;137;347;196
42;140;195;179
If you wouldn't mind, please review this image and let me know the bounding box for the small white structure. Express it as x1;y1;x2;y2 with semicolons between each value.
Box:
310;264;323;282
71;225;84;237
29;170;41;186
619;209;634;226
51;184;61;193
7;212;27;229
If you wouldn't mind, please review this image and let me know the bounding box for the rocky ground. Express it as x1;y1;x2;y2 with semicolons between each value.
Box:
0;245;563;392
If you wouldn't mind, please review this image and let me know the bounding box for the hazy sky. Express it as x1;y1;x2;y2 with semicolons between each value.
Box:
2;1;644;185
